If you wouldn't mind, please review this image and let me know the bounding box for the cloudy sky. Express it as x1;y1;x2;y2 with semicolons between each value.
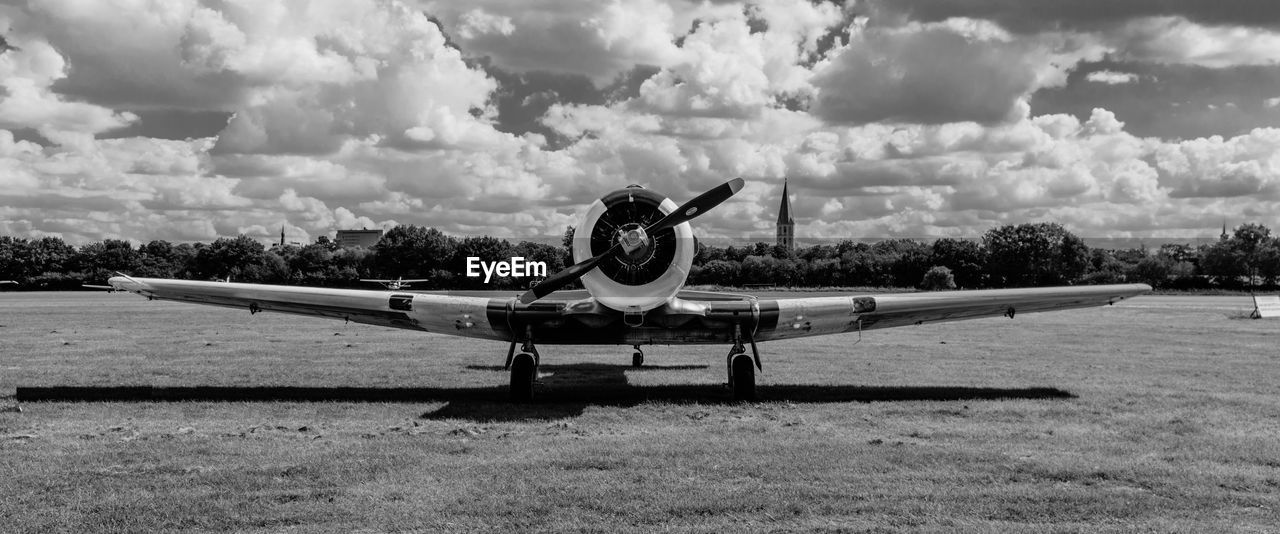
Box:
2;0;1279;246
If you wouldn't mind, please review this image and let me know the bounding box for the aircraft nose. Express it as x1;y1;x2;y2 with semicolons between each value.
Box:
107;276;140;291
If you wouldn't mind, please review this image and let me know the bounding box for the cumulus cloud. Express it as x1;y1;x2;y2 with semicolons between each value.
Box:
860;0;1280;35
5;0;1280;246
1155;128;1280;198
196;1;503;156
810;18;1097;125
16;0;245;110
428;0;687;85
0;36;137;137
634;0;843;118
1111;16;1280;68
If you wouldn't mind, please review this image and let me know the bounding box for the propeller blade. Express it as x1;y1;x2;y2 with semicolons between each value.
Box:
518;243;619;304
645;177;744;233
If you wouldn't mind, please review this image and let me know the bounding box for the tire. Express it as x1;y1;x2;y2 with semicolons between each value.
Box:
730;353;755;401
509;352;537;402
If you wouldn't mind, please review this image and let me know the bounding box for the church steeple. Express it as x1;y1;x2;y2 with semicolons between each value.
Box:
776;179;795;251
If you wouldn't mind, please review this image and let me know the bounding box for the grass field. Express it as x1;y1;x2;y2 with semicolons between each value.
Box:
2;291;1278;532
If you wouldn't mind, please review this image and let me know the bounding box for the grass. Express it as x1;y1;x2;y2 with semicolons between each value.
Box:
1;292;1278;532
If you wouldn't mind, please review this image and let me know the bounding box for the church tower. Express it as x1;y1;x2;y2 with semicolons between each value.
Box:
776;179;795;251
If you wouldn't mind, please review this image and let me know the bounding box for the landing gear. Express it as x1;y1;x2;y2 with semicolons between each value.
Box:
727;320;762;399
729;353;755;401
509;352;537;402
632;346;644;368
726;324;758;401
508;327;540;402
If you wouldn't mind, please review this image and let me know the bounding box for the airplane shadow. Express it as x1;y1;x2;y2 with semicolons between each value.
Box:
15;363;1075;423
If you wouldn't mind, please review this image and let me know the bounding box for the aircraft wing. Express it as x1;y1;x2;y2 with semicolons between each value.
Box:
748;284;1150;342
107;276;508;341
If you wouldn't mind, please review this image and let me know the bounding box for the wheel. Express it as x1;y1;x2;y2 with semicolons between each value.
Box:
632;351;644;368
509;352;537;402
730;353;756;401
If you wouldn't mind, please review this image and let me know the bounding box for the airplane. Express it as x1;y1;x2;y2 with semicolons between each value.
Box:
104;178;1150;402
361;277;431;290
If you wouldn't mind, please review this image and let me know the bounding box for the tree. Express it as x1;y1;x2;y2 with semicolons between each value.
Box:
697;243;727;265
511;241;568;275
315;235;339;252
1;236;76;282
0;236;30;281
75;239;141;281
983;222;1089;287
454;236;513;288
930;238;986;288
694;259;741;286
137;240;180;278
194;235;267;280
1199;223;1279;288
1129;256;1172;288
372;225;456;279
562;225;576;259
870;239;931;287
920;265;956;291
1081;248;1126;285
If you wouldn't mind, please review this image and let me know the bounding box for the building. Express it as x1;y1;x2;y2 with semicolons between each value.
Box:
335;228;383;249
776;179;795;252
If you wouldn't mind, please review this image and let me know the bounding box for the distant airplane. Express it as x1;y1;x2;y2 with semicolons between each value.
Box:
361;277;430;290
105;179;1150;401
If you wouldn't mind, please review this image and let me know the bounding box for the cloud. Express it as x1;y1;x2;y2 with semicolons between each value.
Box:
0;36;137;137
194;1;504;156
1155;128;1280;198
16;0;246;111
1110;16;1280;68
810;18;1098;125
1033;60;1280;140
428;0;688;85
633;0;843;118
860;0;1280;34
5;0;1280;247
1085;70;1139;84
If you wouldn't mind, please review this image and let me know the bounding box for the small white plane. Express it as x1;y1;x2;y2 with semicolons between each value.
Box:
106;179;1149;401
361;277;430;290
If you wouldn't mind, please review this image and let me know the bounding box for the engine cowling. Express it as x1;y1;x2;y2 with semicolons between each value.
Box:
572;185;695;312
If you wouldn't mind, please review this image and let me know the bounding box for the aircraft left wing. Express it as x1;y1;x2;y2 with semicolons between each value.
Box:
749;283;1150;342
106;276;508;341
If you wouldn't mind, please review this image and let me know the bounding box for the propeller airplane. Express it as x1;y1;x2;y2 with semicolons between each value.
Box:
105;179;1150;401
361;277;431;290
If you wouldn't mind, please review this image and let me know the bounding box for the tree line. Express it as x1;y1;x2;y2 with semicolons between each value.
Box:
3;222;1279;291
